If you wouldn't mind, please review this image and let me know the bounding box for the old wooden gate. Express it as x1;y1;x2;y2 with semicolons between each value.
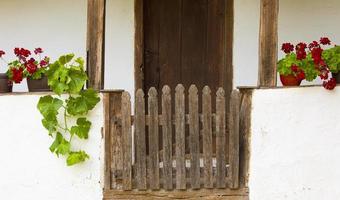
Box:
103;84;244;199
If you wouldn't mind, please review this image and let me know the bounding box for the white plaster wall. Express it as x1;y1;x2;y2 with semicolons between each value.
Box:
0;93;103;200
249;87;340;200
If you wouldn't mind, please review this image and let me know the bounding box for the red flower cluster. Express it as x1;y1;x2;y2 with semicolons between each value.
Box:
14;48;31;58
323;78;336;90
34;48;43;55
281;43;294;54
290;64;305;81
320;37;331;45
25;58;38;74
296;42;307;60
11;68;24;83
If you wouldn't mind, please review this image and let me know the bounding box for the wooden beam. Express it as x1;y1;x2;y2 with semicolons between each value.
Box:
134;0;144;91
87;0;106;90
103;188;249;200
258;0;279;87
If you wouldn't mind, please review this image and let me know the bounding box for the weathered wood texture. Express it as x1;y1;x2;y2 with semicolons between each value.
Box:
238;89;252;188
86;0;105;90
216;88;226;188
103;91;124;191
134;0;144;91
104;188;249;200
228;90;240;189
121;92;133;190
113;85;241;191
258;0;279;87
141;0;233;97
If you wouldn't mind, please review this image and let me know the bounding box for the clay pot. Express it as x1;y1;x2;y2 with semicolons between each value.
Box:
0;73;12;93
27;75;50;92
280;74;302;86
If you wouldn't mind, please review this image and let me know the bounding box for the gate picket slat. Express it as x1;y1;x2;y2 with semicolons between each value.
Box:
229;90;240;189
189;85;200;189
202;86;213;188
175;84;186;189
121;92;132;190
148;87;160;190
216;88;226;188
135;89;147;190
162;86;173;190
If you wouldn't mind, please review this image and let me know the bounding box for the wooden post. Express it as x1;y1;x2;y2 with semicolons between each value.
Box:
258;0;279;87
87;0;106;90
103;90;124;191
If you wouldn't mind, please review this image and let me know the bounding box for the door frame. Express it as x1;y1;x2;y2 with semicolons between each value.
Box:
134;0;234;94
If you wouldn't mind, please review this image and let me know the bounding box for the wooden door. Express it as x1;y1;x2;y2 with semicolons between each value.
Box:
140;0;233;96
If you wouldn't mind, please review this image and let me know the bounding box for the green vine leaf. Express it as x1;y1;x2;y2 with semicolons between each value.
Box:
66;89;100;116
37;95;63;119
70;118;91;139
49;132;71;156
59;53;75;65
38;54;100;166
42;118;58;136
66;151;89;166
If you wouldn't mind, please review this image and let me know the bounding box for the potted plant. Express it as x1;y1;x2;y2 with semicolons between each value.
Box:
278;37;338;90
0;47;50;92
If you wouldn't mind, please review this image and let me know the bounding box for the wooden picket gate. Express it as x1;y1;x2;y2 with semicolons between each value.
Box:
103;84;243;198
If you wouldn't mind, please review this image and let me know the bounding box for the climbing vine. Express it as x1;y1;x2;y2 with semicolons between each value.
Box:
37;54;100;166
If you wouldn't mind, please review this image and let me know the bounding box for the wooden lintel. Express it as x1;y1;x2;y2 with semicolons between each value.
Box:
258;0;279;87
87;0;106;90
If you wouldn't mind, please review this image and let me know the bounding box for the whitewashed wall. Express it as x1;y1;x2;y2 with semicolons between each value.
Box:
0;93;103;200
249;87;340;200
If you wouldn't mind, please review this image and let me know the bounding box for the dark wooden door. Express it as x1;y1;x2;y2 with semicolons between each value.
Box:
142;0;233;95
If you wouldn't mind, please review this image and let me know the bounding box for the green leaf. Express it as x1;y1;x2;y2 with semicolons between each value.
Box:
66;89;100;116
67;67;87;94
59;54;75;65
42;118;57;136
37;95;63;119
66;151;89;166
49;132;71;156
45;62;70;95
70;118;91;139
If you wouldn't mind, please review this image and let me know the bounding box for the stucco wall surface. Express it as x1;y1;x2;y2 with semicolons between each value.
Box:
0;93;103;200
249;87;340;200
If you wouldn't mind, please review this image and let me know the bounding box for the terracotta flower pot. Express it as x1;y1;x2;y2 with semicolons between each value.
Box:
0;73;12;93
280;74;302;86
27;75;50;92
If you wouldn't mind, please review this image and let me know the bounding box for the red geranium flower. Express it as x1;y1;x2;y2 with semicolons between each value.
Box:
311;47;323;65
320;37;331;45
281;43;294;54
323;78;336;90
308;41;320;50
14;48;31;58
34;48;43;54
291;64;299;72
296;50;307;60
0;50;5;57
11;68;24;83
296;42;307;51
25;58;38;74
